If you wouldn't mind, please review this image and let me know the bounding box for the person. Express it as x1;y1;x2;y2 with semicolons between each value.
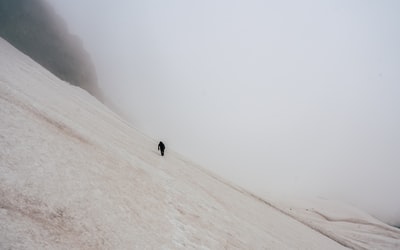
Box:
158;141;165;156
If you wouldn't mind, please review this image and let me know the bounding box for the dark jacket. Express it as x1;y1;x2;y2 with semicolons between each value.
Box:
158;141;165;151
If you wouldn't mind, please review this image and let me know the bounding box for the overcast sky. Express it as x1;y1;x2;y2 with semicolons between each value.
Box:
50;0;400;225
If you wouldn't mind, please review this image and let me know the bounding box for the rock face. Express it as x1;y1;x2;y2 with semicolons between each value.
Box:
0;0;102;100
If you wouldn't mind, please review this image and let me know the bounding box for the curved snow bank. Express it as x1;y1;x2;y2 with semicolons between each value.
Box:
275;198;400;249
0;37;399;249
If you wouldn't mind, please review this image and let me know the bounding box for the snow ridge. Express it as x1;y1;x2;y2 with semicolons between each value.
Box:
1;37;400;249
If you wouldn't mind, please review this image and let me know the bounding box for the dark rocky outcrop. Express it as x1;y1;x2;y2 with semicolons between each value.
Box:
0;0;103;100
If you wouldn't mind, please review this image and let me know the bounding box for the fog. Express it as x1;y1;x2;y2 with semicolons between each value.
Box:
50;0;400;225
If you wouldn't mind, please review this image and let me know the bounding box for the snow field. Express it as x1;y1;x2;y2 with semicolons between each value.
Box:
1;37;399;249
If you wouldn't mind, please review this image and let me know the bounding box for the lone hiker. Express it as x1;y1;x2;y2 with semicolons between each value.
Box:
158;141;165;156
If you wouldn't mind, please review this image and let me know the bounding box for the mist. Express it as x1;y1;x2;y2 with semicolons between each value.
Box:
50;0;400;225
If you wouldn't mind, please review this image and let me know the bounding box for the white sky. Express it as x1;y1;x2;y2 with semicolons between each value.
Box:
50;0;400;224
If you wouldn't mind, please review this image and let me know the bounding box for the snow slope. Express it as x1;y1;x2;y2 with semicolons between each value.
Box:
0;37;399;249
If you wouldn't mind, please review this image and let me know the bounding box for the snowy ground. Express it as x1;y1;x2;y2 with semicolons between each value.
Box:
1;37;399;249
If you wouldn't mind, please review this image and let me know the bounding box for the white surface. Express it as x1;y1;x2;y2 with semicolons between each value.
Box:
0;37;399;249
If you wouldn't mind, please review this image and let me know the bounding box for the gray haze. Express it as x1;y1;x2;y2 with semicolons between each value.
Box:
50;0;400;225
